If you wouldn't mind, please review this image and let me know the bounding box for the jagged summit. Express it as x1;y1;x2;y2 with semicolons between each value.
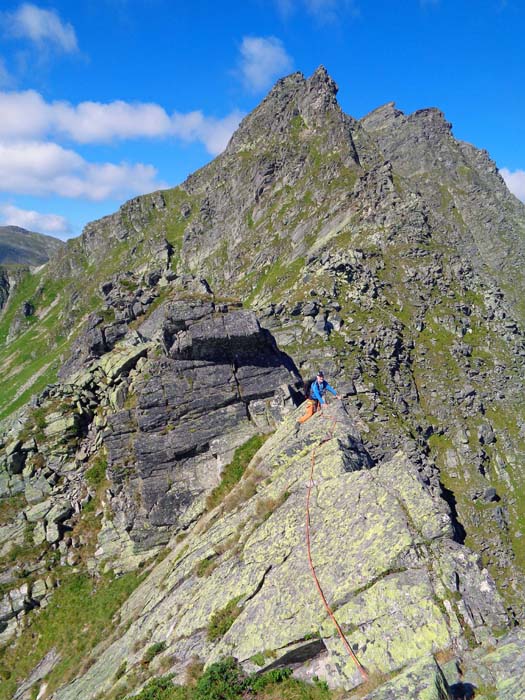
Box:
226;66;349;156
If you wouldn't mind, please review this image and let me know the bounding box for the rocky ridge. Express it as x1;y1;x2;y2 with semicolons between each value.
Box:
1;66;525;698
0;275;300;655
50;404;513;700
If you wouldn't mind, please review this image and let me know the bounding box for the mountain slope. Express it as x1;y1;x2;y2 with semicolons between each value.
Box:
1;67;525;699
0;226;64;266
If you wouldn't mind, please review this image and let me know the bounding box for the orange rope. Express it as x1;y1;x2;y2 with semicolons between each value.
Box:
305;408;369;682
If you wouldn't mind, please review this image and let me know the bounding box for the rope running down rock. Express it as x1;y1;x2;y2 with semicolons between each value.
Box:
304;405;369;682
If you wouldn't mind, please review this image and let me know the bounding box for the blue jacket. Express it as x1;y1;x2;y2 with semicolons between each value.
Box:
310;379;337;404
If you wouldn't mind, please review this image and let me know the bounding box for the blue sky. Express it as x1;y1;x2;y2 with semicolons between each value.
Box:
0;0;524;238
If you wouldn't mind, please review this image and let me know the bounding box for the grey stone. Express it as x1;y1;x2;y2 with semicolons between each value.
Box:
478;424;496;445
24;499;53;522
483;487;498;503
46;499;73;524
45;522;61;544
25;476;52;504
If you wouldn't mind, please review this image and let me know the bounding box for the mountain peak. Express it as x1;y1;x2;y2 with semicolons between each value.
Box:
308;64;338;95
225;67;347;156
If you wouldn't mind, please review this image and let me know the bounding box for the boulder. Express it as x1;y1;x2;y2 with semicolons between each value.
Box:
102;301;301;549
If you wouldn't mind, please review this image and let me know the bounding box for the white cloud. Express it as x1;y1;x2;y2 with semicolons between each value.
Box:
171;109;244;155
0;140;166;201
0;202;70;234
501;168;525;202
0;90;243;154
239;36;293;93
53;100;172;143
0;90;51;140
5;3;78;53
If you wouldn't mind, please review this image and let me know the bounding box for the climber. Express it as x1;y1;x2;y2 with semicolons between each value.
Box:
297;371;341;425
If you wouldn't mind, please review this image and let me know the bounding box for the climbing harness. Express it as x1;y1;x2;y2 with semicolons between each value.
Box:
305;407;369;682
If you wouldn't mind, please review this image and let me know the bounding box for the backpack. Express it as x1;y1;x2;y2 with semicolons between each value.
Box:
303;377;317;401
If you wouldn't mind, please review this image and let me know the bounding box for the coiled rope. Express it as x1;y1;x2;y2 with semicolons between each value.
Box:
305;406;369;682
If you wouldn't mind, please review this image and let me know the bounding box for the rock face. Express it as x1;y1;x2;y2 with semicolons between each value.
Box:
53;404;508;700
103;300;301;549
0;284;301;646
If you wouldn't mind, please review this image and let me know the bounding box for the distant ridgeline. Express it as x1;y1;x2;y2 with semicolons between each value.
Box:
0;225;64;266
1;67;525;700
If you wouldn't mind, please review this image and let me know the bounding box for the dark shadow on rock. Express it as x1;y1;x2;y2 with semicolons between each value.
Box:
450;682;476;699
261;639;326;671
440;483;467;544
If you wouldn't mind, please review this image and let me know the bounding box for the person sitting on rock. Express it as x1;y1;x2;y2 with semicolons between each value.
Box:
297;371;340;425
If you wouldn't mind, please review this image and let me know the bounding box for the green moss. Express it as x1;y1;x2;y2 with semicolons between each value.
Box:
0;494;26;525
245;256;305;306
142;642;167;665
290;114;306;141
250;652;267;667
120;278;139;292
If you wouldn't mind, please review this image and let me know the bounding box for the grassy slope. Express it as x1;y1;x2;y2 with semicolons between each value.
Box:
0;188;197;421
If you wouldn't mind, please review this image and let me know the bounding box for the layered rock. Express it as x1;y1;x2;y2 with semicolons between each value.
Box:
102;299;301;549
0;283;301;642
52;404;508;700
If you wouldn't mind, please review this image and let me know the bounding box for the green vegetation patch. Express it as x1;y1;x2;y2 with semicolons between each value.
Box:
142;642;167;666
195;556;218;578
0;570;145;699
124;657;335;700
245;256;305;307
85;454;109;489
205;434;267;512
0;493;26;525
207;596;243;641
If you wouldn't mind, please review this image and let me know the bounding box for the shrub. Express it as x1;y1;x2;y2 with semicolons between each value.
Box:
184;657;204;686
123;658;335;700
207;597;243;641
250;667;292;692
194;658;247;700
125;674;189;700
142;641;167;665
